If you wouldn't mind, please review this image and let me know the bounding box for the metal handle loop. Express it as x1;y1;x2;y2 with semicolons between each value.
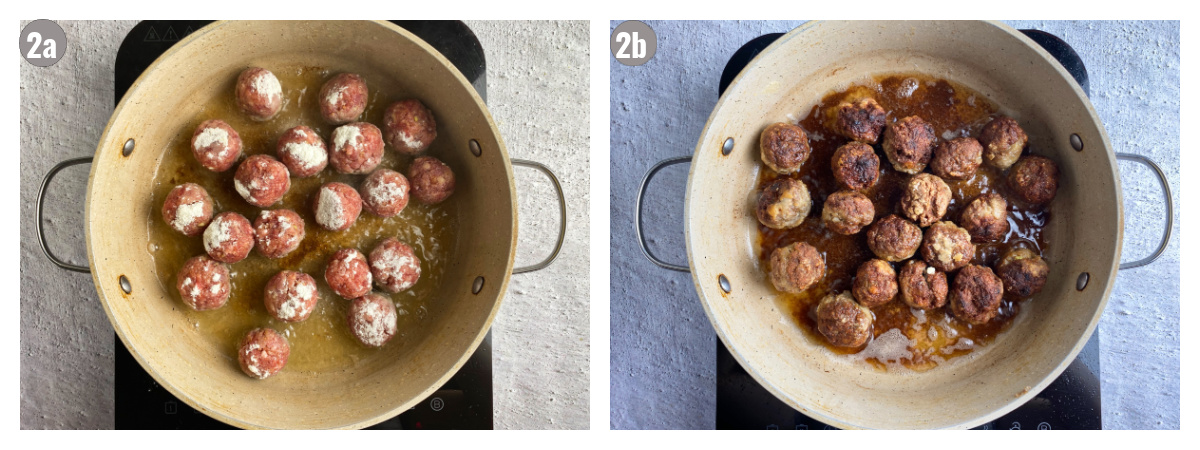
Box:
635;156;692;272
1116;152;1173;270
511;159;567;274
36;157;93;273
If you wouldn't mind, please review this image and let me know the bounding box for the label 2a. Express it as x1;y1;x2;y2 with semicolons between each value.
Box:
26;31;58;59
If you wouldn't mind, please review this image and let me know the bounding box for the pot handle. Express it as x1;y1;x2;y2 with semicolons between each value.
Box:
511;159;567;274
36;157;94;273
1115;153;1173;270
635;156;692;272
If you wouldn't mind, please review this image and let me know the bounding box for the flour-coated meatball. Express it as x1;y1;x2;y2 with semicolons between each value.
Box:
978;115;1028;170
319;73;368;124
191;119;242;172
202;212;255;264
254;209;305;259
383;99;438;155
330;122;384;174
866;214;922;262
759;122;811;174
369;238;422;293
409;156;456;205
768;241;825;294
821;190;874;235
756;177;811;230
233;154;290;207
360;169;410;218
347;294;398;347
882;116;937;174
175;256;230;311
831;142;880;191
313;182;362;232
263;270;319;323
276;126;327;178
816;291;873;348
237;328;289;379
324;248;372;300
162;183;214;236
235;67;283;122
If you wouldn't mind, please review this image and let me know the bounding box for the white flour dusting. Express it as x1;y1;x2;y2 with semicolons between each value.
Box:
333;125;362;151
316;187;345;229
202;215;234;254
193;126;228;152
171;201;205;232
397;130;422;149
283;140;326;170
353;299;397;347
368;180;407;206
326;85;347;107
234;179;251;202
253;71;282;100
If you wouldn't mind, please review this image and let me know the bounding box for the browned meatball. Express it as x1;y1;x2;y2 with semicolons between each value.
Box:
233;154;291;207
313;182;362;232
319;73;368;124
831;142;880;191
263;270;319;323
202;212;255;264
768;242;825;293
920;221;975;272
360;169;411;218
821;190;874;235
852;259;897;307
234;67;283;122
276;125;327;178
756;177;811;230
237;328;289;379
162;183;214;236
409;156;457;205
330;122;385;174
978;115;1028;170
1007;155;1060;205
759;122;811;174
960;193;1009;242
996;248;1050;298
324;248;372;299
899;173;951;227
930;137;983;180
369;238;422;293
866;214;922;262
347;294;398;347
383;99;438;155
897;260;948;310
816;291;873;348
882;116;937;174
175;256;230;311
834;98;887;144
191;119;242;172
949;264;1004;324
254;209;305;259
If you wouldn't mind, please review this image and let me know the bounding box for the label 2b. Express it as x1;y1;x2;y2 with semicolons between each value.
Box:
610;21;657;66
21;20;67;67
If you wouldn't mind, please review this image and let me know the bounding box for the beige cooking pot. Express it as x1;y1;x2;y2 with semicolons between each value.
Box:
36;20;566;429
636;21;1171;429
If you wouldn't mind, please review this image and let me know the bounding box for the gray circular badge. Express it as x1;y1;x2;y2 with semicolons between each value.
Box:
610;21;657;66
20;20;67;67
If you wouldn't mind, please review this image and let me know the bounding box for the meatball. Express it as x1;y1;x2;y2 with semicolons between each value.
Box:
821;190;874;235
190;119;242;172
816;291;873;348
263;270;319;323
276;126;328;178
409;156;457;205
234;67;283;122
767;242;825;293
319;73;368;124
899;173;951;227
237;328;289;379
852;259;897;307
1007;155;1060;205
162;183;214;236
383;99;438;155
254;209;305;259
360;169;411;218
882;115;937;174
756;177;811;230
930;137;983;180
330;122;385;174
978;115;1028;170
830;141;880;191
897;260;948;310
369;238;422;293
920;221;975;272
313;182;363;232
233;154;291;207
202;212;255;264
175;256;230;311
834;97;887;144
347;294;398;347
758;122;811;174
324;248;372;299
949;264;1004;324
866;214;922;262
960;193;1009;242
996;248;1050;298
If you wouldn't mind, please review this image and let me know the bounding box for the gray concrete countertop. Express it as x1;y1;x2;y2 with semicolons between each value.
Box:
610;20;1178;429
19;20;589;430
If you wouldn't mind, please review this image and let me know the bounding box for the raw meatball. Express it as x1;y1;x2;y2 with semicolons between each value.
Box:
324;248;372;299
979;115;1028;170
369;238;422;293
409;156;456;205
347;294;398;347
852;259;897;307
882;115;937;174
234;67;283;122
834;98;887;144
960;193;1009;242
816;291;873;348
768;241;825;293
319;73;368;124
920;221;975;272
996;248;1050;298
866;214;922;262
899;173;951;227
275;126;327;178
831;142;880;191
949;264;1004;324
383;99;438;155
330;122;385;174
233;154;291;207
759;122;811;174
162;183;213;236
191;119;242;172
263;270;319;323
756;177;811;230
360;169;411;217
175;256;230;311
1007;155;1060;205
313;182;362;231
202;212;255;264
254;209;305;259
237;328;289;379
821;190;874;235
897;259;948;310
930;137;983;180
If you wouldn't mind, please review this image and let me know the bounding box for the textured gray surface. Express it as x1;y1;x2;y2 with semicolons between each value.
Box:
19;20;590;430
609;20;1179;430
